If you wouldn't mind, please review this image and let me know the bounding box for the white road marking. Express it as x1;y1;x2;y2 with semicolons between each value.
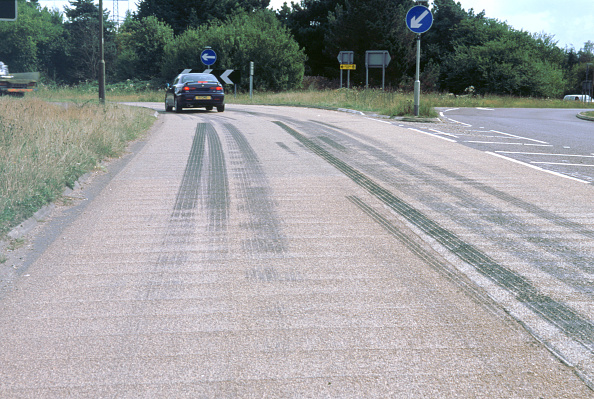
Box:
408;128;457;142
487;152;590;184
428;128;458;138
445;118;472;127
496;151;594;158
531;162;594;167
364;117;392;124
490;130;549;144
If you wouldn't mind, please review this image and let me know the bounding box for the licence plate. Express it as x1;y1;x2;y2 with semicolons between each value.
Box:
195;96;211;100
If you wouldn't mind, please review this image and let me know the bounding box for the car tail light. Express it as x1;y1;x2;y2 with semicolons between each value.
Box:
211;86;223;92
183;86;191;91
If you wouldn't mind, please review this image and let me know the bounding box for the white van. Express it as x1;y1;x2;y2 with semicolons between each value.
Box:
563;94;592;102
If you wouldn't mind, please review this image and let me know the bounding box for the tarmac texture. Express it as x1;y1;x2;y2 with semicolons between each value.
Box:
1;104;593;397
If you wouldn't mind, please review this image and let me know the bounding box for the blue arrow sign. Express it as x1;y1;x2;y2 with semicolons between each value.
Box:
200;49;217;66
406;6;433;34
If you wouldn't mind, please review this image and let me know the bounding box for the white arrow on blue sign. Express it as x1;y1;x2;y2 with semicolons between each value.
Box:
406;5;433;34
200;49;217;66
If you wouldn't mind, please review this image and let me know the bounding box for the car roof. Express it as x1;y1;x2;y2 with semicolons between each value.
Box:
178;73;219;83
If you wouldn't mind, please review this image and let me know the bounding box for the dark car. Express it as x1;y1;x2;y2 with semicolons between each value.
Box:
165;72;225;113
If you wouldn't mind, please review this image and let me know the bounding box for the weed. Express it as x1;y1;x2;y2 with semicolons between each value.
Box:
0;96;155;236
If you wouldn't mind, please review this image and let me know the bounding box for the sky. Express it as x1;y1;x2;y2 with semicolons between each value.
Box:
37;0;593;50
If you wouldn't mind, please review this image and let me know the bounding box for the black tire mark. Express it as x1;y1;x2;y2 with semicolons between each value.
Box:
275;120;594;354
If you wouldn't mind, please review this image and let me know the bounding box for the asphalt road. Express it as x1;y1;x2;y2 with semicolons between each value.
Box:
435;107;594;183
1;103;594;397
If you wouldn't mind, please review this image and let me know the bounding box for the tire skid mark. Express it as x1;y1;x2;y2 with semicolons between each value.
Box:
311;119;594;240
156;122;229;271
346;195;509;319
223;123;288;258
275;120;594;354
303;119;594;288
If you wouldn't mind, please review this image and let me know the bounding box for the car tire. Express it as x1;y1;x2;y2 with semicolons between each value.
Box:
175;97;183;113
217;104;225;112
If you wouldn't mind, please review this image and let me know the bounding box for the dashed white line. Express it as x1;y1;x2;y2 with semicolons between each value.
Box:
496;151;594;158
531;162;594;167
428;128;458;138
487;152;590;184
408;128;457;143
490;130;549;144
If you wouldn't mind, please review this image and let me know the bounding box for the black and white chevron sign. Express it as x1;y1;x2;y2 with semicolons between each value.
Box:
203;69;241;85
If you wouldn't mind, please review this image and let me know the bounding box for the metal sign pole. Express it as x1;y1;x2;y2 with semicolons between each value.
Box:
249;61;254;99
414;34;421;116
98;0;105;104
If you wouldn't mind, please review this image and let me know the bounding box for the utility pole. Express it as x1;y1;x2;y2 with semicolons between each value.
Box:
98;0;105;104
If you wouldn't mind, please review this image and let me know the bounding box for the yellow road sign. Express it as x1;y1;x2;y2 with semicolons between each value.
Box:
340;64;356;70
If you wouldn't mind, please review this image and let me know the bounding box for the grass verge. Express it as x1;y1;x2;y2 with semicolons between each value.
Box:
33;83;594;117
0;96;156;237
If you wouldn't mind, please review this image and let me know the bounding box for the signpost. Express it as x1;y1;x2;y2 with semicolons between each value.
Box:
337;51;354;89
406;4;433;116
365;50;391;90
200;48;217;66
0;0;17;21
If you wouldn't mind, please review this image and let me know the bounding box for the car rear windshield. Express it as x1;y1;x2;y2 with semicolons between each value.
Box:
182;74;217;84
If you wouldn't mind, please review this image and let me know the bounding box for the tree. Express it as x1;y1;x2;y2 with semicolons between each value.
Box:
325;0;416;87
115;16;174;81
161;10;305;91
135;0;270;35
277;0;346;77
439;18;566;97
63;0;117;83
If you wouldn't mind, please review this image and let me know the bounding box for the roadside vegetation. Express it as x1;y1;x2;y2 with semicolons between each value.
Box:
0;96;155;237
2;0;593;99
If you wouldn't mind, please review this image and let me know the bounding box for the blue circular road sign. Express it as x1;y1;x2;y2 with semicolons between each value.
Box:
406;6;433;34
200;49;217;66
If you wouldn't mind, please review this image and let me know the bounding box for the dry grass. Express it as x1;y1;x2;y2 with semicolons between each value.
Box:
229;89;438;117
0;96;155;236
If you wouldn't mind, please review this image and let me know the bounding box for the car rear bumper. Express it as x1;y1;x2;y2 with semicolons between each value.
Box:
179;93;224;107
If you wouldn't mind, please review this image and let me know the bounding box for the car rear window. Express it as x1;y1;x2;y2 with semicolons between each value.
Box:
182;74;217;84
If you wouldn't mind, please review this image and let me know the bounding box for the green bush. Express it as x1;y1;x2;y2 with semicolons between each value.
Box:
161;10;306;91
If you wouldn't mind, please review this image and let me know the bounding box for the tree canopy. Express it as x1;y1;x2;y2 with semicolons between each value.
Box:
0;0;592;96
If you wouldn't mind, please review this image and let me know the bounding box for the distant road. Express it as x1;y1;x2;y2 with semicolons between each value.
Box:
434;107;594;183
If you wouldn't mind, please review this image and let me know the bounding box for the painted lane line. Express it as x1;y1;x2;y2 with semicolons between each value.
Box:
428;128;458;138
465;141;553;147
487;152;590;184
445;117;472;127
531;162;594;167
465;141;524;145
496;151;594;158
490;130;549;144
476;107;494;111
439;109;472;127
408;128;457;143
364;117;392;124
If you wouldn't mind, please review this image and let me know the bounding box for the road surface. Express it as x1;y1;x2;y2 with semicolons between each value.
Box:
1;103;593;397
437;107;594;183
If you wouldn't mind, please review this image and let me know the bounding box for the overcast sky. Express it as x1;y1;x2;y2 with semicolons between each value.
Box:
37;0;593;50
